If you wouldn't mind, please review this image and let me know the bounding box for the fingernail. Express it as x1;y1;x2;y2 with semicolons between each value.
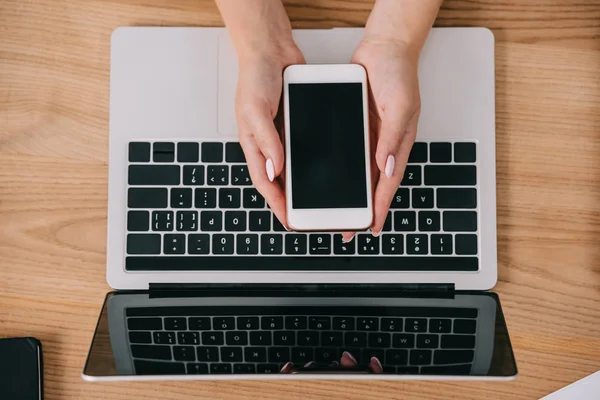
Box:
266;158;275;182
371;356;383;370
342;234;355;243
280;361;293;372
304;361;315;367
385;155;395;178
343;351;357;363
372;231;380;238
331;361;339;366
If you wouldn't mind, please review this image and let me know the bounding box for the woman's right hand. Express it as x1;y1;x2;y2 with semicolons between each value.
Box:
235;44;305;228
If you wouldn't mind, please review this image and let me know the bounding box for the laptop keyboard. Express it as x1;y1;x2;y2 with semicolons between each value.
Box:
126;306;478;375
125;140;479;271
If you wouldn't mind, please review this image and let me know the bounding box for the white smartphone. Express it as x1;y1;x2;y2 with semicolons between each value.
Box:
283;64;373;231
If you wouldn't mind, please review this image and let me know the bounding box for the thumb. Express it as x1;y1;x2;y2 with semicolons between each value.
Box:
245;103;284;181
375;114;410;178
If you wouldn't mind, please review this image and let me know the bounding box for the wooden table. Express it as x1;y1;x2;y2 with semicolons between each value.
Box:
1;0;599;398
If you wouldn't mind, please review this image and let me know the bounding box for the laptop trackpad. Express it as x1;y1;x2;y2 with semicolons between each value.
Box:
217;29;364;137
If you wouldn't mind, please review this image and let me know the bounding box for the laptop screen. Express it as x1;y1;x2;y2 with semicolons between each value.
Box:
83;290;517;379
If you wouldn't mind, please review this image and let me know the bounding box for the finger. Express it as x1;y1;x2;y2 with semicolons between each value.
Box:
369;357;383;374
239;132;288;227
341;232;355;243
340;351;358;367
375;111;411;176
280;362;295;373
242;102;285;181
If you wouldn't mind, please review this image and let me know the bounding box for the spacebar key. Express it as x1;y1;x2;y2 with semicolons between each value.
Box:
134;360;185;375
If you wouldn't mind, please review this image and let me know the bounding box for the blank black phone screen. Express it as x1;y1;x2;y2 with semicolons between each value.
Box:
288;82;368;209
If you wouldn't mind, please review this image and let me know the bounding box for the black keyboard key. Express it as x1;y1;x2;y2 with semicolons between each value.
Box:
321;331;343;346
134;360;185;375
362;349;385;364
225;142;246;163
128;188;168;208
437;188;477;209
298;331;319;346
261;234;283;255
200;211;222;231
128;211;150;232
129;332;152;344
394;211;416;232
163;234;185;254
219;188;241;208
422;364;472;374
455;234;478;255
430;142;452;163
333;317;355;331
401;165;421;186
177;142;199;163
178;332;200;345
454;142;476;163
285;234;308;255
196;347;219;362
210;364;232;374
237;317;259;330
189;317;211;330
188;234;210;254
406;318;427;333
213;317;235;330
164;317;187;330
131;345;171;360
224;211;246;232
153;332;176;345
434;350;474;364
357;234;379;255
129;142;150;162
443;211;477;232
226;332;248;346
417;334;439;349
393;334;415;348
406;234;428;255
183;165;204;185
268;347;290;363
315;348;338;363
231;165;252;186
171;188;192;208
207;165;228;185
245;347;266;362
431;234;452;255
221;347;243;362
412;188;434;209
153;142;175;162
453;319;477;334
262;316;283;330
291;348;314;364
272;217;286;232
441;335;476;349
429;319;452;333
173;346;196;361
391;188;410;208
256;364;279;374
187;363;209;374
129;165;180;186
234;364;256;374
408;142;427;163
195;188;217;208
309;234;331;255
309;316;331;330
381;318;403;332
424;165;476;186
419;211;441;232
250;331;271;345
277;318;304;333
151;211;174;231
397;366;419;374
345;332;367;347
201;142;223;163
128;317;162;331
357;318;378;331
410;350;432;365
237;234;259;255
243;188;265;208
201;332;224;345
249;211;271;232
382;234;404;255
176;211;198;231
273;331;295;345
127;234;161;255
386;349;409;365
383;212;392;231
369;333;391;348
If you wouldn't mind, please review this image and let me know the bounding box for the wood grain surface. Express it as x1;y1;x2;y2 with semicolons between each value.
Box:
1;0;600;399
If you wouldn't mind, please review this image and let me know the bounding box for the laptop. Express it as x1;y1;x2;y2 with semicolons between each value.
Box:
82;27;517;381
